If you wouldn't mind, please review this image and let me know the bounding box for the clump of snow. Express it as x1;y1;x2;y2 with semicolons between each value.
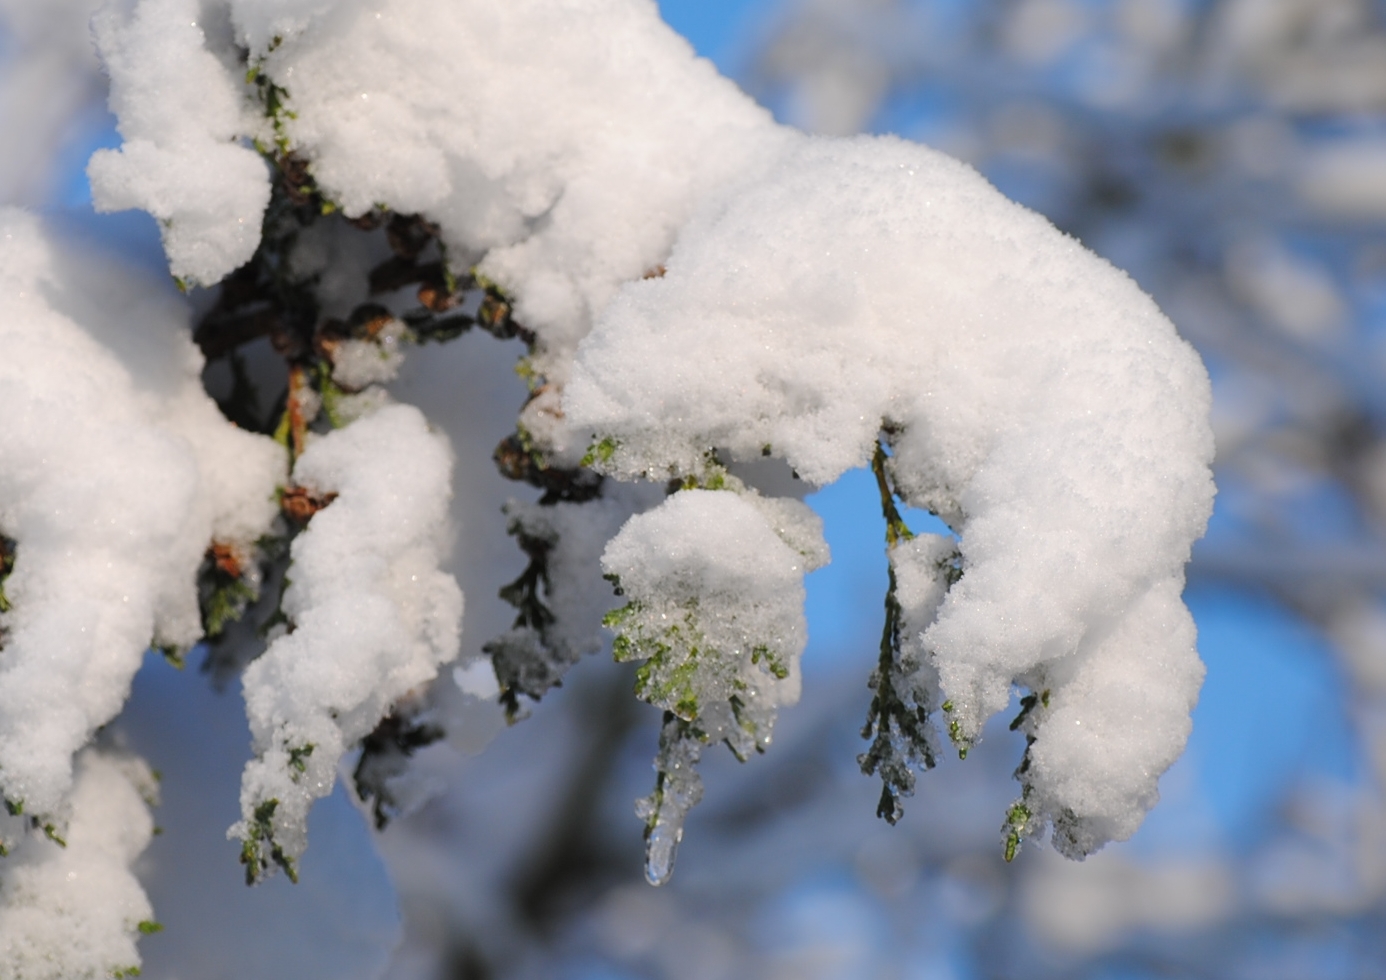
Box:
601;488;828;882
569;133;1215;855
601;489;826;730
891;535;960;652
330;319;408;391
88;0;270;286
1021;578;1205;855
0;209;283;815
0;749;160;980
223;0;336;53
234;404;462;880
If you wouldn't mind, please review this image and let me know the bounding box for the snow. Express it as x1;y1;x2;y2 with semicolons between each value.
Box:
329;321;408;391
601;488;825;723
89;0;784;382
0;210;283;816
0;750;159;980
234;404;462;879
881;531;961;764
88;0;270;286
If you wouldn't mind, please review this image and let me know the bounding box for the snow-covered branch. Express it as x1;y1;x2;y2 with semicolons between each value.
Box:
0;0;1218;973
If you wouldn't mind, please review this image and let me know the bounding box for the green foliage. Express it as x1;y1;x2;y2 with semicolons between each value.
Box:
1003;686;1052;861
609;601;710;722
287;743;315;778
725;695;763;763
1004;799;1033;863
315;361;349;429
249;51;297;158
860;437;945;823
859;562;935;823
239;798;297;885
514;356;538;389
353;711;444;830
669;449;735;493
136;921;163;936
486;514;560;722
199;568;257;641
0;534;14;615
871;441;914;548
485;444;605;719
271;403;293;449
580;436;619;468
947;717;969;760
1008;689;1049;733
750;644;790;680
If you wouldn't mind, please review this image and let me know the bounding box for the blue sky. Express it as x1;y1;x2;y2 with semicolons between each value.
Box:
656;0;777;70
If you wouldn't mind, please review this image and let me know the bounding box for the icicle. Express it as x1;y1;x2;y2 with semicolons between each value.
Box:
636;714;706;886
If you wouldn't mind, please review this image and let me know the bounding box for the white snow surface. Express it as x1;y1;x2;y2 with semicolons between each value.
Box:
0;750;159;980
0;209;284;814
235;404;462;872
